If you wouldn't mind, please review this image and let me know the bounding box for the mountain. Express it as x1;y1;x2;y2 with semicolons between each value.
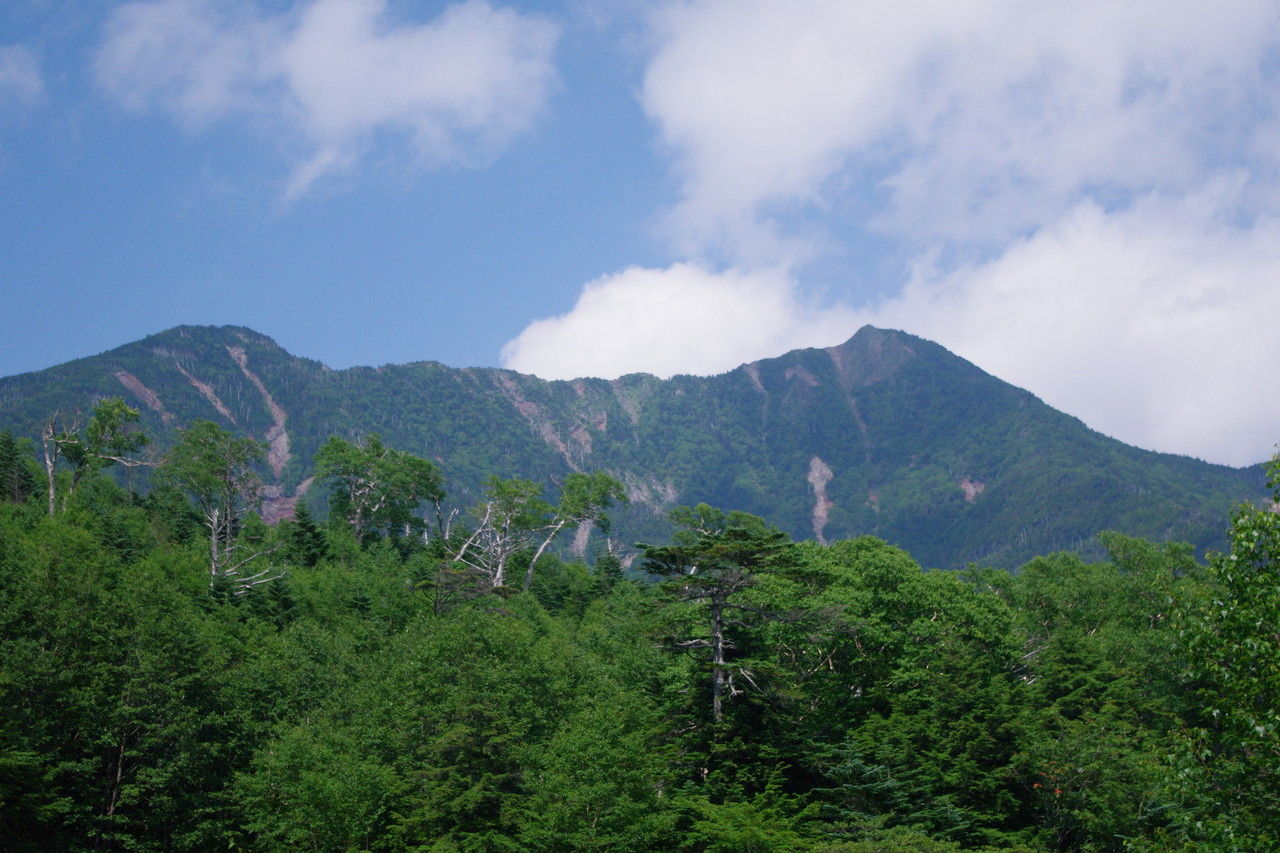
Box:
0;324;1266;567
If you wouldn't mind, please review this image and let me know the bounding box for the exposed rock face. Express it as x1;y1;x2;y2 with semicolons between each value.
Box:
3;322;1266;567
571;519;593;556
494;372;580;471
622;473;679;510
808;456;835;545
960;478;985;502
742;362;766;394
227;346;291;480
114;371;174;424
122;342;305;521
785;364;820;387
174;363;237;425
260;477;313;525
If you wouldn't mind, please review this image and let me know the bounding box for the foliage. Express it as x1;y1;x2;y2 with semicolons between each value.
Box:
279;500;327;567
444;471;625;592
0;429;36;503
0;323;1266;568
158;420;276;591
640;505;795;725
0;420;1276;850
63;397;149;487
1170;455;1280;847
37;397;150;515
315;433;444;542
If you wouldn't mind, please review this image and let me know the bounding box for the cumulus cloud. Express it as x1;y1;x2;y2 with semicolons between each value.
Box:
503;1;1280;466
95;0;558;197
641;0;1280;253
504;192;1280;465
500;263;857;380
0;45;43;106
871;186;1280;467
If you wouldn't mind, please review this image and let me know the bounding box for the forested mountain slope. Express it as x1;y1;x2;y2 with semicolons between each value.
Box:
0;324;1265;567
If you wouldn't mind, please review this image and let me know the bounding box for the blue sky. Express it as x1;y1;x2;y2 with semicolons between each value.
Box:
2;0;1279;466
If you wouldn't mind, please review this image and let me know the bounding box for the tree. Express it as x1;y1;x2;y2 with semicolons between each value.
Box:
158;421;277;592
450;476;551;589
281;501;327;567
640;504;793;723
446;472;626;592
73;397;150;488
522;471;627;592
0;430;36;504
1172;453;1280;845
39;399;150;515
39;412;71;516
516;687;675;850
314;434;443;543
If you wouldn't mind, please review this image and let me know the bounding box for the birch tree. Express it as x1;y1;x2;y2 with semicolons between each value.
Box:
448;472;625;591
40;398;150;515
39;412;67;516
314;434;443;542
1173;453;1280;843
159;421;278;593
450;477;549;589
522;471;627;591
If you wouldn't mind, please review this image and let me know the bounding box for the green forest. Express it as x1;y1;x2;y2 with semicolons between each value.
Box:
1;324;1264;572
2;405;1279;851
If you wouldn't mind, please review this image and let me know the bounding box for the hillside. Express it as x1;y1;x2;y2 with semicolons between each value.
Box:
0;324;1265;567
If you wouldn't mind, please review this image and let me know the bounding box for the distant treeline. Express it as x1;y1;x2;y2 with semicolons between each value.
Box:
1;413;1278;851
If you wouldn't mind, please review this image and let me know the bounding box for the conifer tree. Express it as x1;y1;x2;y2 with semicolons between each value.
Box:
284;501;326;567
640;504;792;724
0;430;35;504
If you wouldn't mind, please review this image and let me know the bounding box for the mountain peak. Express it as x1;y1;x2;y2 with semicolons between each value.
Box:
140;325;285;353
823;325;920;389
1;323;1264;568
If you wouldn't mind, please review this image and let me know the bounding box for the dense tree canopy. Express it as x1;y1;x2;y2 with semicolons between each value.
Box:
3;419;1279;850
1171;456;1280;846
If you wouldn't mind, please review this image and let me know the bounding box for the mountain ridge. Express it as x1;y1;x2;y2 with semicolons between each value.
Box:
0;323;1266;567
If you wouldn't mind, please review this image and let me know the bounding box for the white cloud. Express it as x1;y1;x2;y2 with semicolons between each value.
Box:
499;192;1280;461
0;45;43;106
641;0;1280;254
872;185;1280;467
95;0;277;122
499;0;1279;467
500;263;857;380
504;191;1280;465
95;0;559;197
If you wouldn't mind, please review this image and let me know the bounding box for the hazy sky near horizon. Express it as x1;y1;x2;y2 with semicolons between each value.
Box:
2;0;1279;466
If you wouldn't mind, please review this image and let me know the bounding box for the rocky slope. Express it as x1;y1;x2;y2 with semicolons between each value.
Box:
0;324;1265;567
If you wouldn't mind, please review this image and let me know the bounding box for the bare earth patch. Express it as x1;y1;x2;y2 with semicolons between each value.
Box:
173;363;237;424
960;477;986;502
808;456;835;544
114;371;175;425
493;373;580;471
784;364;820;387
259;476;314;524
571;519;593;556
227;346;290;479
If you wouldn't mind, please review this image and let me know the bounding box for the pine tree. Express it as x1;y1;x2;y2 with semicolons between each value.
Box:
0;430;35;504
284;501;327;567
